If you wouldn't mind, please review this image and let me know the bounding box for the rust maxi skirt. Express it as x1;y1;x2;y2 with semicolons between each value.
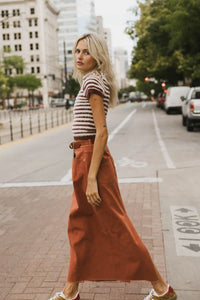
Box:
67;143;158;283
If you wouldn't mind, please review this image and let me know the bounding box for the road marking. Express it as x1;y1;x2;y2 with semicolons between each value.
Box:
60;168;72;183
117;157;147;168
170;206;200;256
108;109;137;142
0;177;162;188
142;102;146;108
118;177;162;183
152;110;176;169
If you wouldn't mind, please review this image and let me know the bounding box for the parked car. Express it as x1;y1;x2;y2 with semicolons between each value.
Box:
181;86;200;131
50;98;66;107
129;92;144;102
156;91;166;109
164;86;190;114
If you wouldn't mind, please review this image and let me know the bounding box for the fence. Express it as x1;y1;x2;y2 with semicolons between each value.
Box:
0;107;73;145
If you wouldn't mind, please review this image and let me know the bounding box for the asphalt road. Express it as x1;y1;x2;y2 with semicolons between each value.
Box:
0;101;200;299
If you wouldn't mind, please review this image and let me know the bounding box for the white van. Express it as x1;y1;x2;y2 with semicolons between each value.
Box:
164;86;190;114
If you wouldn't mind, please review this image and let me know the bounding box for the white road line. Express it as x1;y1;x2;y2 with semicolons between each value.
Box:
60;168;72;183
0;177;162;188
108;109;137;142
152;110;176;169
118;177;162;183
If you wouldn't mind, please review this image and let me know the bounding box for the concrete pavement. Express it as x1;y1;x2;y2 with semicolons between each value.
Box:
0;182;166;300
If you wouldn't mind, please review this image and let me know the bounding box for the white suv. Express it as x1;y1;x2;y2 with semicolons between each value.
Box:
182;87;200;131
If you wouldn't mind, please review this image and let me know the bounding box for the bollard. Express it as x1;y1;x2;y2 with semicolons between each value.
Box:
29;112;32;135
56;110;59;126
45;111;48;130
61;109;64;125
9;112;13;141
20;113;23;138
51;110;54;128
38;111;41;133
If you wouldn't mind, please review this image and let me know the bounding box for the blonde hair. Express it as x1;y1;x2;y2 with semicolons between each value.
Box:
73;33;118;106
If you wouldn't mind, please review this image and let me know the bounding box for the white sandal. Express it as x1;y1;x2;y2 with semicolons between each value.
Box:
49;291;80;300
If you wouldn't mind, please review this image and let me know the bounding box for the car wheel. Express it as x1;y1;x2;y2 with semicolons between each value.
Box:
166;108;171;114
182;116;186;126
186;119;193;131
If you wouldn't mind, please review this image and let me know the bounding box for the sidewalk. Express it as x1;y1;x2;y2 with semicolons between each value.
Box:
0;182;166;300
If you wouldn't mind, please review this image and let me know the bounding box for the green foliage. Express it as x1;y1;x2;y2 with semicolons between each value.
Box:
118;86;136;99
67;74;80;97
13;74;42;91
126;0;200;88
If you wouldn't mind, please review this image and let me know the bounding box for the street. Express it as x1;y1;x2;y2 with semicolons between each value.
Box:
0;101;200;299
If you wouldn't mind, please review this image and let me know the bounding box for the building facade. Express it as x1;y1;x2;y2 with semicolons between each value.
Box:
0;0;61;107
113;47;129;89
52;0;97;73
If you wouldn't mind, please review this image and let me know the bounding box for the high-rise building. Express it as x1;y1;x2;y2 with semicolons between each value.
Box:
52;0;97;71
0;0;61;107
114;47;129;89
96;16;112;61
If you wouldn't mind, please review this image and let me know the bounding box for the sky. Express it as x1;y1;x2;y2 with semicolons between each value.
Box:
94;0;138;62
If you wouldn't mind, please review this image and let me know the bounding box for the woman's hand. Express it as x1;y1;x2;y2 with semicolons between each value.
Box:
86;177;102;207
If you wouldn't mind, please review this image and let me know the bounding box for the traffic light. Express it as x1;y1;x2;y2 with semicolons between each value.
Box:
145;77;149;82
161;82;166;88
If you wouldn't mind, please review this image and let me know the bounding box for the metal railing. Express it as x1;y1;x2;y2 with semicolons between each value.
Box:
0;107;73;145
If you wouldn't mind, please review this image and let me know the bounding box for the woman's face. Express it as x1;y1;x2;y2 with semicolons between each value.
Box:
75;39;97;75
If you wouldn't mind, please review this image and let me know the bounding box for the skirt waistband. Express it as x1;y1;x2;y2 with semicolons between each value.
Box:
69;139;95;149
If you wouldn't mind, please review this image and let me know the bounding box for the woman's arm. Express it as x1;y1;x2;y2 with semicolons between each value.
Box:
86;93;108;207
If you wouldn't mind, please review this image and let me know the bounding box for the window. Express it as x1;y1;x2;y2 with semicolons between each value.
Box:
14;44;22;51
34;19;38;26
35;31;38;38
3;45;11;52
36;55;40;62
35;43;39;50
30;43;33;50
29;19;32;27
37;67;40;73
2;22;9;29
3;34;10;40
13;21;20;28
29;32;33;38
30;55;34;62
13;9;16;16
16;68;23;74
31;67;35;73
30;8;35;14
17;9;20;16
1;10;9;17
14;33;21;39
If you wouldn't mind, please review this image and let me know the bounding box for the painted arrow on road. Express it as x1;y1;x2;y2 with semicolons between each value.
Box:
183;244;200;252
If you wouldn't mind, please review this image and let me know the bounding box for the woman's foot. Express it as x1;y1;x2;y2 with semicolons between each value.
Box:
48;290;80;300
144;285;177;299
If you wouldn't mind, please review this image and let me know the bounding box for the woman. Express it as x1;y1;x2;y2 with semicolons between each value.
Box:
49;33;177;300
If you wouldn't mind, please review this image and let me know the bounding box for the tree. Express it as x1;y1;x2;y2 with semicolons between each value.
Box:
67;74;80;97
126;0;200;87
0;69;9;108
13;74;42;105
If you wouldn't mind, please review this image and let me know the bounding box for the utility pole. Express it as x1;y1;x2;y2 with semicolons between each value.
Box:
63;41;67;96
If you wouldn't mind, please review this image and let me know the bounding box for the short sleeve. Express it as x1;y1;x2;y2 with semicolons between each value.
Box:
83;73;104;99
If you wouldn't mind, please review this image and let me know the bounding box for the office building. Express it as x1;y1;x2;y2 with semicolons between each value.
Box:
0;0;61;107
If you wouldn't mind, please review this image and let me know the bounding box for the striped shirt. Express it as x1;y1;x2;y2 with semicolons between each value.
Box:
72;71;110;140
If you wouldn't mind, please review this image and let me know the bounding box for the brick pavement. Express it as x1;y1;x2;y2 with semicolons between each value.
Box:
0;182;166;300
